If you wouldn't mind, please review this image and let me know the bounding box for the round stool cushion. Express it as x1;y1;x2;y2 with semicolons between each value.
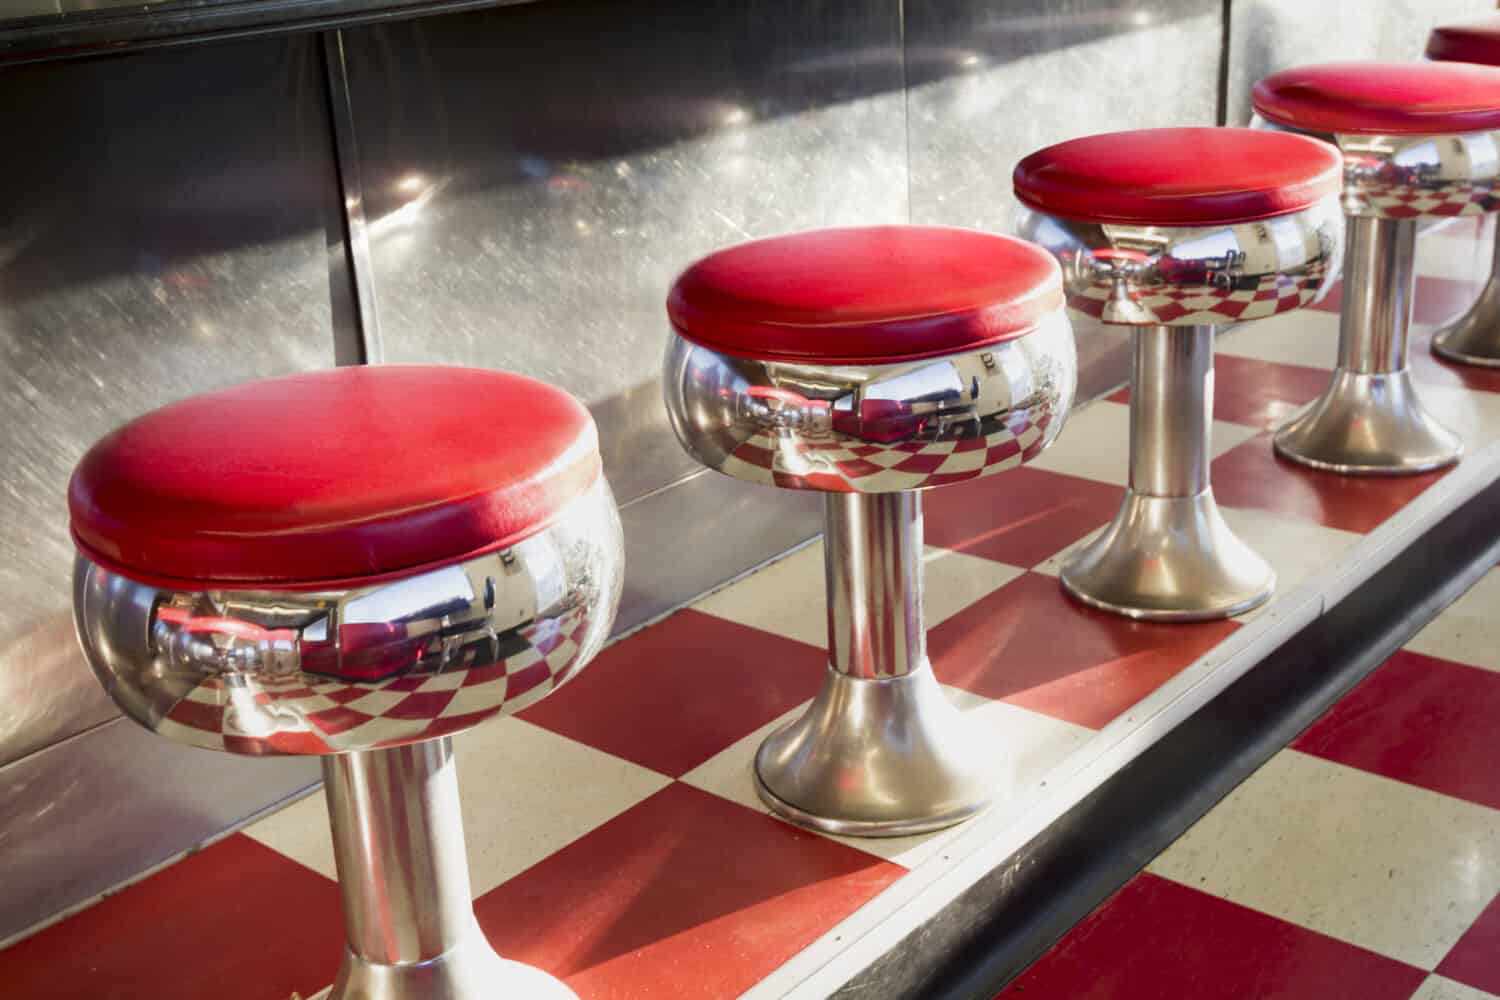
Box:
69;365;601;590
667;225;1062;365
1012;127;1342;227
1253;61;1500;136
1428;17;1500;67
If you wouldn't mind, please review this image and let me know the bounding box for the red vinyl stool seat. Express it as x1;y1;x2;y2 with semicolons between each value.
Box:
1014;127;1343;622
68;364;622;1000
663;225;1076;836
1253;62;1500;468
1428;16;1500;66
1424;20;1500;368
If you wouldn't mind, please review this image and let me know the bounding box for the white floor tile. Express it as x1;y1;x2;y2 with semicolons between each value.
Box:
1406;567;1500;674
1027;400;1260;488
1411;975;1500;1000
693;540;1024;648
1418;225;1492;286
681;687;1090;869
1148;750;1500;970
1216;307;1340;371
1410;381;1500;449
244;717;670;895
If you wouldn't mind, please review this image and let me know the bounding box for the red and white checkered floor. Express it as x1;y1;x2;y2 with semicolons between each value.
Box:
1007;553;1500;999
5;219;1500;999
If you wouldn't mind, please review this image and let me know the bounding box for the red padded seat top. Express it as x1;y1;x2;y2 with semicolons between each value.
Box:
667;226;1062;365
1428;18;1500;67
1253;62;1500;136
1012;127;1342;227
69;365;601;590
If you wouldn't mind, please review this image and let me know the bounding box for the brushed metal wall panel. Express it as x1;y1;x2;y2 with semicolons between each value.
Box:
616;471;822;637
336;0;909;506
1225;0;1484;126
905;0;1224;402
0;717;319;947
0;34;342;768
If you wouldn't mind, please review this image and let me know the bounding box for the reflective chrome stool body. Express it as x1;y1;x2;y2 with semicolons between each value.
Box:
663;226;1076;835
68;366;623;1000
1426;19;1500;367
1253;61;1500;472
1015;127;1344;621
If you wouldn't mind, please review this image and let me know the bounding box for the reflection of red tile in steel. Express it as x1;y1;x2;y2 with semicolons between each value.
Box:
0;834;343;1000
1009;873;1426;999
1110;354;1333;431
1438;889;1500;996
1210;432;1447;535
929;573;1236;730
520;609;825;778
476;782;903;1000
1294;649;1500;812
923;467;1124;569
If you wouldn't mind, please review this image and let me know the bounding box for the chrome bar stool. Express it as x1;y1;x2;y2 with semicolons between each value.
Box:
69;366;622;1000
1015;127;1344;621
1426;18;1500;367
1253;61;1500;472
663;226;1075;835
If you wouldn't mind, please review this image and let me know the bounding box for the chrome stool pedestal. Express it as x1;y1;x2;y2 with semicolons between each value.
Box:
1253;61;1500;473
323;742;577;1000
1015;127;1344;621
1274;216;1462;474
663;226;1076;835
1062;325;1274;621
1428;17;1500;368
754;491;988;836
1432;228;1500;368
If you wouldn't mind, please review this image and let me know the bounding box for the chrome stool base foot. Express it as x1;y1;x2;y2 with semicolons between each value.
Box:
1433;279;1500;368
1060;490;1275;622
1433;224;1500;368
1273;369;1463;475
753;663;991;837
327;926;578;1000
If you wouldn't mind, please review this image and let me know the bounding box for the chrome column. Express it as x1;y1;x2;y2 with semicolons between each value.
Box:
1061;326;1275;621
753;491;992;837
824;492;924;680
1275;217;1463;474
322;741;578;1000
1433;222;1500;367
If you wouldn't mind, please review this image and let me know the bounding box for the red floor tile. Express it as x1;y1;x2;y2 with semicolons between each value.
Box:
1211;432;1446;534
1004;873;1426;999
1293;649;1500;811
1110;354;1333;431
476;781;903;1000
929;573;1237;729
1438;889;1500;995
923;467;1124;568
520;609;826;777
0;834;343;1000
1312;274;1479;327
